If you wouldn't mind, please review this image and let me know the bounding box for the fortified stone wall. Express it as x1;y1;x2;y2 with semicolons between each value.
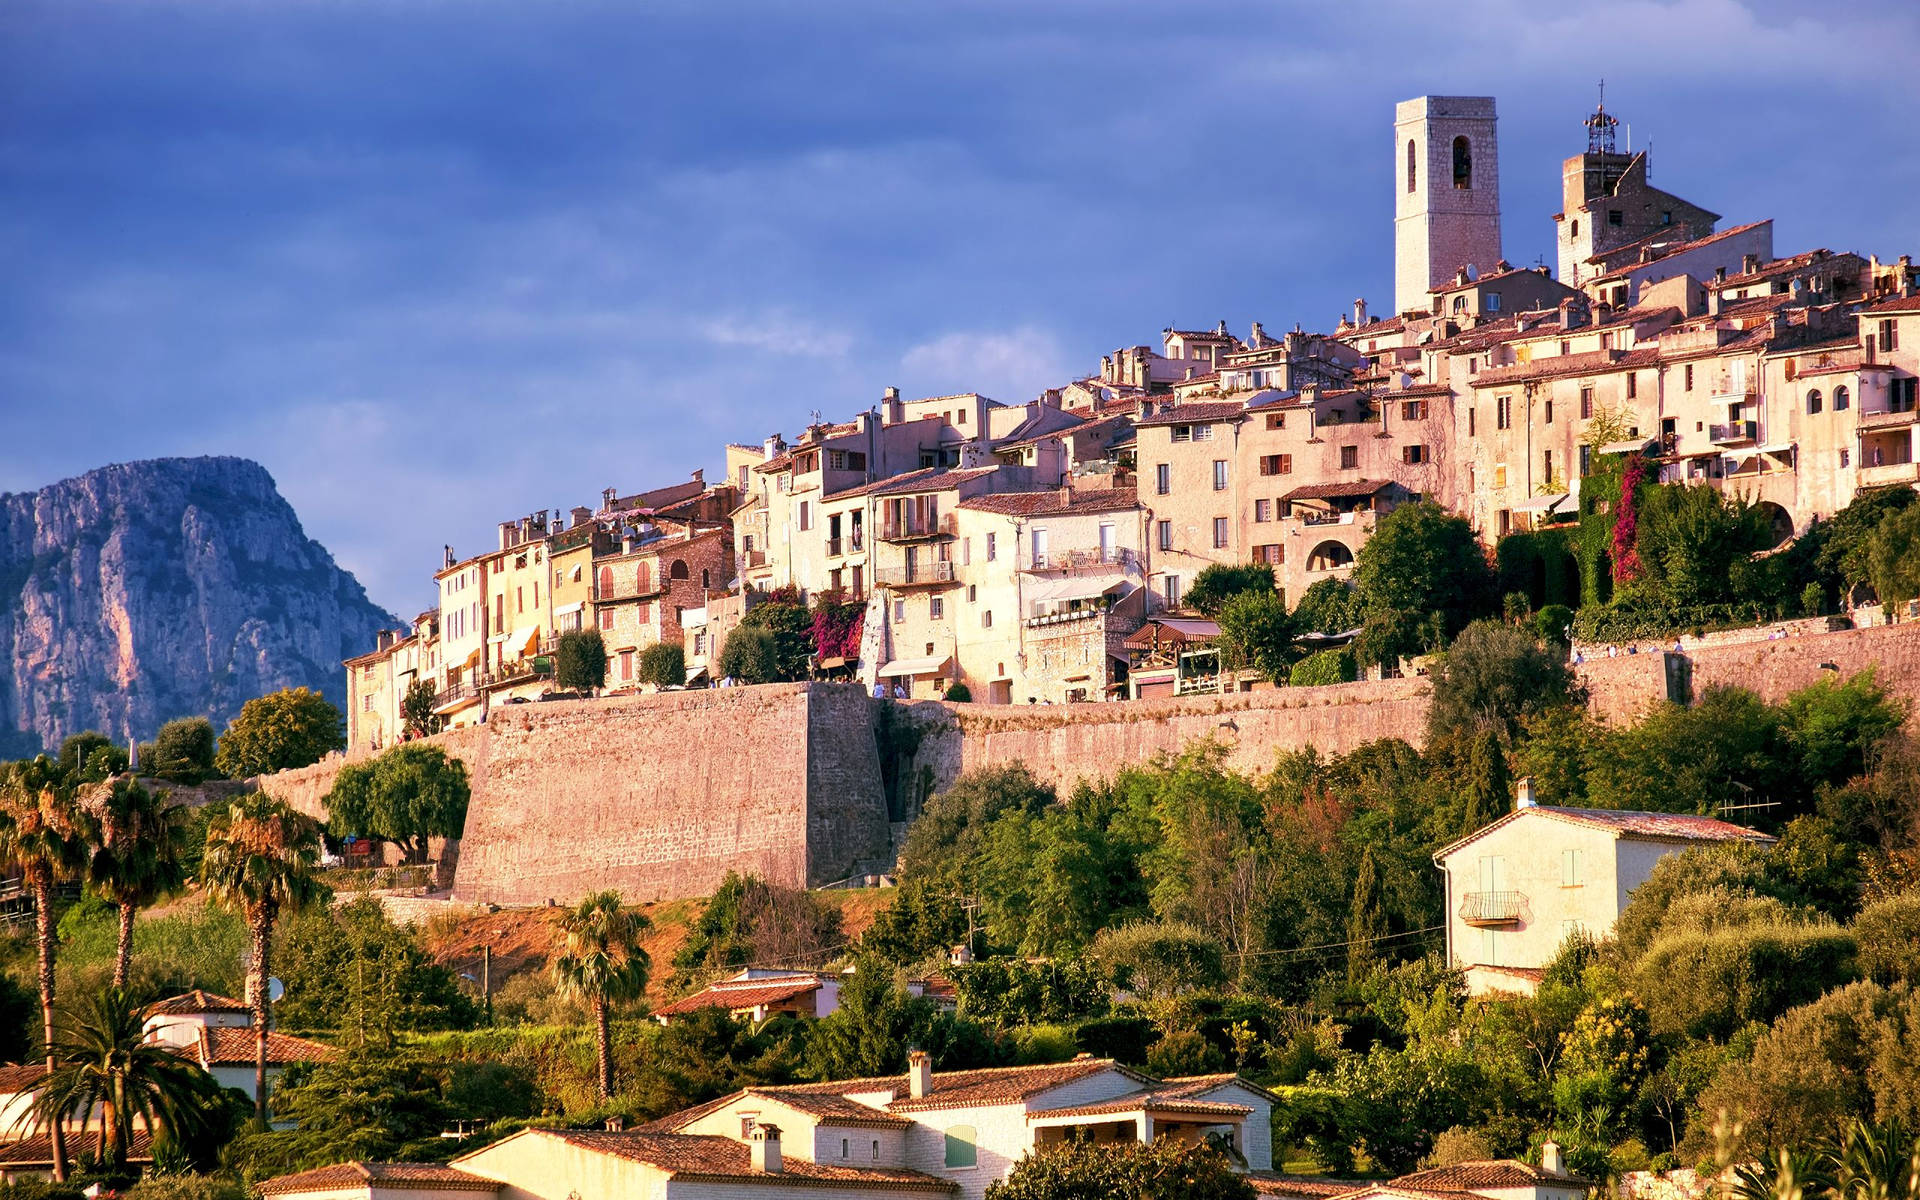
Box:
909;676;1432;799
247;622;1920;908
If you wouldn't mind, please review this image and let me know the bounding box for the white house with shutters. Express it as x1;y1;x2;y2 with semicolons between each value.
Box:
1433;786;1775;996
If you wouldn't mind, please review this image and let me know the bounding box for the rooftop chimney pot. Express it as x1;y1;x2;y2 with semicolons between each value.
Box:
1516;776;1536;810
750;1125;783;1174
908;1049;933;1100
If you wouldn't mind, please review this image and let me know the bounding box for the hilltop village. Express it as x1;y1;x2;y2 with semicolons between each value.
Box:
344;95;1919;745
4;93;1920;1200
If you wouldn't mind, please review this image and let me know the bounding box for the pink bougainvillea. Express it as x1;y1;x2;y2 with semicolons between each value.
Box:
810;600;865;661
1611;453;1646;584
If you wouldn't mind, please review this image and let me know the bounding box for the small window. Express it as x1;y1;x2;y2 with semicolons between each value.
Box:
1607;209;1623;227
986;533;997;561
1486;292;1502;312
1451;135;1472;189
1266;412;1286;430
1563;848;1582;886
1660;210;1673;225
842;1138;850;1160
1340;445;1358;469
930;597;945;620
945;1126;978;1169
1254;499;1272;523
1834;385;1850;411
1402;445;1428;464
1212;517;1229;549
1544;399;1554;424
981;610;993;629
967;584;977;603
872;1140;881;1162
1685;364;1695;391
1212;460;1229;491
1807;389;1823;415
1469;408;1477;436
1840;448;1851;468
1626;373;1637;400
1155;463;1171;495
893;600;906;623
1157;520;1173;551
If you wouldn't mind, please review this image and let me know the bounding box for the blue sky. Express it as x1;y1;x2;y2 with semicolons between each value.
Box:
4;0;1916;617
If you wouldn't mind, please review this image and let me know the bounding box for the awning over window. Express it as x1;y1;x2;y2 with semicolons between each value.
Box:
1509;492;1569;514
1027;573;1128;604
552;602;584;617
506;626;539;657
877;655;952;679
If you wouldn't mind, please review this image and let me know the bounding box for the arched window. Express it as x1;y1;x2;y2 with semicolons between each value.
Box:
635;561;651;592
701;568;711;590
670;559;690;580
1406;140;1416;194
597;566;612;597
1807;389;1823;415
1452;295;1468;313
1833;385;1850;411
1452;136;1472;189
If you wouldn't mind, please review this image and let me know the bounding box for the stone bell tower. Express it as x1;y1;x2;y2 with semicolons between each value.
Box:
1394;95;1503;316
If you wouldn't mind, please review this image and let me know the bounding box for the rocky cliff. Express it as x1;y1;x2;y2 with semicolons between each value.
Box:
0;457;400;757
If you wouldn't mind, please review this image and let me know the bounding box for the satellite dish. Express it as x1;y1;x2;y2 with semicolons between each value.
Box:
267;977;286;1004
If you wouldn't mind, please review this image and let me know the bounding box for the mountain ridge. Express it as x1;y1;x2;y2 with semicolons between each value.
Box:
0;455;401;757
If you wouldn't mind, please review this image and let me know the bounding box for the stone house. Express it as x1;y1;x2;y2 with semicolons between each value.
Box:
594;523;732;693
1432;794;1775;997
141;989;338;1107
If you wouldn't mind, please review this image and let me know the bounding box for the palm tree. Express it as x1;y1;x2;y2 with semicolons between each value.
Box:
87;777;189;988
30;986;223;1171
550;889;651;1101
1828;1117;1919;1200
198;792;327;1126
0;757;97;1182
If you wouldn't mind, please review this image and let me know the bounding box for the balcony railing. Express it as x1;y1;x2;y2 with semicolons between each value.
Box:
479;658;553;691
826;532;866;558
1858;406;1919;429
432;682;478;711
880;513;958;542
1023;548;1137;573
1710;420;1758;446
1299;510;1360;527
873;560;957;588
741;549;769;571
595;576;667;602
1458;891;1526;927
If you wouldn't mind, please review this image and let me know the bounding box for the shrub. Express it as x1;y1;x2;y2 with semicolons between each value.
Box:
1426;620;1579;742
1289;648;1356;688
944;683;973;703
717;627;781;684
553;630;607;692
1145;1029;1226;1078
1854;892;1920;985
636;642;685;689
151;717;217;783
214;686;345;777
1183;564;1276;616
1633;920;1857;1040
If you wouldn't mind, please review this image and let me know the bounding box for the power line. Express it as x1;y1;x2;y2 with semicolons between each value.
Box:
1225;923;1445;960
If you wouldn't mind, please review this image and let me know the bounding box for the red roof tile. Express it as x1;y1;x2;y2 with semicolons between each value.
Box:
259;1161;501;1194
958;488;1140;517
196;1026;339;1066
1134;402;1246;428
1250;1174;1368;1199
1281;479;1395;503
1395;1160;1593;1189
0;1130;153;1168
532;1130;957;1190
1437;805;1775;861
0;1064;48;1093
147;989;250;1017
654;977;822;1017
1864;294;1920;315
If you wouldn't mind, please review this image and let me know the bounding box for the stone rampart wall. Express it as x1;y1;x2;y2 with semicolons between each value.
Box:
245;622;1920;907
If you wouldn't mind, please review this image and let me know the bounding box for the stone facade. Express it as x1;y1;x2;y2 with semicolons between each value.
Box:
1395;96;1503;317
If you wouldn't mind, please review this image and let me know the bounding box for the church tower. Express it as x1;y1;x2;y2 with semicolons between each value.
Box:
1394;96;1503;317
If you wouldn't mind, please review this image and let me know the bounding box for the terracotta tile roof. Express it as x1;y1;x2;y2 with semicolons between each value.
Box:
1340;316;1407;338
1134;402;1246;428
862;468;998;498
147;989;250;1017
195;1026;339;1066
1330;1185;1488;1200
1388;384;1455;399
1158;1073;1282;1103
1281;479;1394;502
744;1089;911;1129
653;977;823;1017
1469;965;1547;985
884;1058;1129;1112
1864;294;1920;314
1029;1093;1251;1121
1166;328;1241;341
1469;347;1662;388
1436;805;1775;861
0;1064;48;1093
1250;1174;1367;1199
1587;219;1774;283
535;1130;957;1191
1394;1160;1593;1189
259;1161;501;1194
0;1130;153;1168
958;488;1140;517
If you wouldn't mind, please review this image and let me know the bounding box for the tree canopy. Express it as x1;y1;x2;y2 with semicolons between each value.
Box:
324;743;471;863
214;688;345;778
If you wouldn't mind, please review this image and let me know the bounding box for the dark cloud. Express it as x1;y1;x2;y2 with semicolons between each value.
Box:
1;0;1913;611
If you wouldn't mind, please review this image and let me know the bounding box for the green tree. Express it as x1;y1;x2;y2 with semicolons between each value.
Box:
323;743;470;864
1289;647;1357;687
1293;579;1365;635
1855;893;1920;985
57;732;115;780
87;777;189;988
223;1057;454;1178
1347;847;1388;981
28;987;224;1172
717;626;781;684
399;679;443;739
1585;685;1790;819
1353;501;1496;663
734;587;814;681
807;962;943;1080
198;793;329;1125
1633;918;1856;1040
1426;620;1579;743
1215;591;1296;681
636;642;686;689
213;688;344;778
550;889;651;1100
149;718;216;784
0;757;96;1180
275;896;477;1048
984;1139;1254;1200
1780;670;1907;789
1183;564;1276;617
1087;922;1226;1001
1814;487;1918;600
553;629;607;693
1868;502;1920;612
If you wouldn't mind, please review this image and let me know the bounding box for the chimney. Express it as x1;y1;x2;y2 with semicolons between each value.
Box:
602;486;618;510
570;505;593;528
1353;298;1368;326
1707;290;1722;317
1540;1140;1564;1177
1900;256;1914;297
950;943;974;966
1515;776;1536;810
1215;319;1228;337
1250;320;1266;346
1714;266;1727;283
444;545;455;570
1742;253;1760;274
691;468;704;486
604;1115;626;1132
750;1125;783;1174
908;1049;933;1100
498;522;517;551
